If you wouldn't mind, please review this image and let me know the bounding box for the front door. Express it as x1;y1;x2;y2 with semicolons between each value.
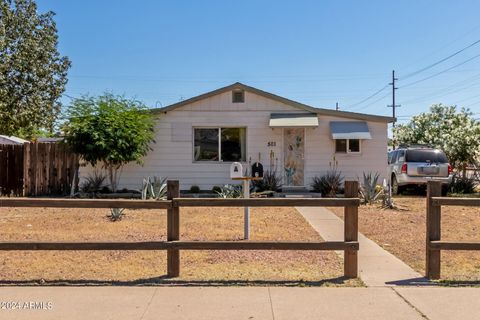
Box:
283;128;305;186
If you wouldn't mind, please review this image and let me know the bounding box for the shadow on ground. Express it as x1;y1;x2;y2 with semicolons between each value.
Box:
385;277;480;287
0;276;356;287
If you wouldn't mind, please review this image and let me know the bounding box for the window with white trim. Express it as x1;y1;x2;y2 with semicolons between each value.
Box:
335;139;361;153
194;128;246;162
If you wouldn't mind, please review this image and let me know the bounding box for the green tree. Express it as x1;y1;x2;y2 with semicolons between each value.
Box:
63;93;156;192
394;104;480;176
0;0;70;138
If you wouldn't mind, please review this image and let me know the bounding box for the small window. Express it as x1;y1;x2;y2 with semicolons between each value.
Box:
232;90;245;103
335;139;347;153
349;139;360;153
335;139;361;154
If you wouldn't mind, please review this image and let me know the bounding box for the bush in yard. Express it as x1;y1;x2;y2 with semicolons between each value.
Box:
311;170;344;197
63;93;155;192
252;170;282;192
449;174;478;194
80;170;107;195
190;185;200;193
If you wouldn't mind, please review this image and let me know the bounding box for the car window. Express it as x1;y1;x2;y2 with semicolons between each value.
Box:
397;150;405;162
406;150;448;163
390;150;398;164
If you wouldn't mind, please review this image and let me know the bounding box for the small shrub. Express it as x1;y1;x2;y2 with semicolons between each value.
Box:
359;172;382;205
252;170;282;192
449;174;478;194
141;176;167;200
311;170;344;197
190;185;200;193
80;171;107;194
216;184;242;198
211;186;222;194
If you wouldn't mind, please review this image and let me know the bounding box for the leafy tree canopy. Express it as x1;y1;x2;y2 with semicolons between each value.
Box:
63;93;156;191
0;0;70;138
394;104;480;174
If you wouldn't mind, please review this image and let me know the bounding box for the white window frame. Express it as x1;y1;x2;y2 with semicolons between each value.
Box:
335;139;361;154
193;127;247;163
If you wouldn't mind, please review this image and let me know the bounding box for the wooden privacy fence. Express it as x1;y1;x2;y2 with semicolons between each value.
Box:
0;180;360;279
426;181;480;279
0;143;78;196
0;144;24;196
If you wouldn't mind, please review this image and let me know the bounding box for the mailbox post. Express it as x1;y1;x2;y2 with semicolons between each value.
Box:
230;162;262;240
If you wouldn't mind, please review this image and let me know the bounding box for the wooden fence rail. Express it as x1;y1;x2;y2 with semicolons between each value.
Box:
426;181;480;279
0;180;360;279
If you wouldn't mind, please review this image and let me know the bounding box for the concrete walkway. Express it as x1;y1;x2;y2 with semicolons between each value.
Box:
2;286;480;320
296;206;427;286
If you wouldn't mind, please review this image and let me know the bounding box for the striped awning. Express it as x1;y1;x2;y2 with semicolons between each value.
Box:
330;121;372;139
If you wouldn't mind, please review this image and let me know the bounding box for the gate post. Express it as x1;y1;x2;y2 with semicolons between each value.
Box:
426;181;442;279
167;180;180;277
344;180;358;278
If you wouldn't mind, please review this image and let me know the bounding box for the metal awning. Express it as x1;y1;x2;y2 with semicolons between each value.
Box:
330;121;372;139
269;113;319;128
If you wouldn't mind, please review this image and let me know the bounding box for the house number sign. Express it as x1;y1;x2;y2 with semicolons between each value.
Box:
267;141;276;147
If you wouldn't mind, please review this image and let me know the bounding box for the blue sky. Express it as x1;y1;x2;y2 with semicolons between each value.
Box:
37;0;480;123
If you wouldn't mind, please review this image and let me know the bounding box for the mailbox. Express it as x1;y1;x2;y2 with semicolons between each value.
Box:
230;162;243;179
251;162;264;178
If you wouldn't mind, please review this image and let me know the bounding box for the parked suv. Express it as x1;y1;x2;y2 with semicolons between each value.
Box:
388;146;453;195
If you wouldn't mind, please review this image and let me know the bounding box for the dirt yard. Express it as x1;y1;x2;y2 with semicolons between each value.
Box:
0;205;359;286
330;197;480;282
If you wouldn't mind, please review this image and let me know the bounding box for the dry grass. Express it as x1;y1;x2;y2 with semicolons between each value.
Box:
329;197;480;281
0;206;359;286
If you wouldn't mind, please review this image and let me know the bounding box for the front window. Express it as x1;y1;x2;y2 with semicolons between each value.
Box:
194;128;246;162
335;139;361;154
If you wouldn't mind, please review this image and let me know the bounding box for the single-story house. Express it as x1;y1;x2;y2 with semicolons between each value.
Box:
81;82;394;191
0;135;29;145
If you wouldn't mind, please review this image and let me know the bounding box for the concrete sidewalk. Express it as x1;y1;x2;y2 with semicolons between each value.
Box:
1;286;479;320
296;206;426;286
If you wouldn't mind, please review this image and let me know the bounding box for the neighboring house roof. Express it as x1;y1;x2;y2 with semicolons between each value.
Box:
36;137;64;143
0;135;29;144
151;82;395;123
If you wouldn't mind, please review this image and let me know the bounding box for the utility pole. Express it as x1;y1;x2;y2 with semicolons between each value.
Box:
388;70;400;150
336;102;339;111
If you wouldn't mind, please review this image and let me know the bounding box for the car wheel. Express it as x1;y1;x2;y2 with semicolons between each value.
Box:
392;175;400;195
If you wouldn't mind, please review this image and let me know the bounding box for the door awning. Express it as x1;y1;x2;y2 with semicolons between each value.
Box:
269;113;319;128
330;121;372;139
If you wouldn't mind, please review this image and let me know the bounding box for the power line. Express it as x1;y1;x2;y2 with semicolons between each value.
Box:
399;52;480;89
400;39;480;80
347;84;389;109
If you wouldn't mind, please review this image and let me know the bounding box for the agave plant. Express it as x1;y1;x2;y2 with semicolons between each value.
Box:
141;176;167;200
109;208;125;221
359;172;382;205
215;184;243;198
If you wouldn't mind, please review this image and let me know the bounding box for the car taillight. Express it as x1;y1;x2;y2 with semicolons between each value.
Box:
448;164;453;174
401;163;408;174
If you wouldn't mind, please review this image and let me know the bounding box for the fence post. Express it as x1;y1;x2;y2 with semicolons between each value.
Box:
426;181;442;279
344;180;358;278
167;180;180;277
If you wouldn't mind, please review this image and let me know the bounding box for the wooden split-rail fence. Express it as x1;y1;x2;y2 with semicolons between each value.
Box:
0;143;78;196
426;181;480;279
0;180;360;279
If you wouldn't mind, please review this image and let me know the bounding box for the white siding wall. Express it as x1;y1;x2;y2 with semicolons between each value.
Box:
80;90;389;190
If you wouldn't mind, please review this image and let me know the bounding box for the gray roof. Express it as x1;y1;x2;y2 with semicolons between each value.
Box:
151;82;395;123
